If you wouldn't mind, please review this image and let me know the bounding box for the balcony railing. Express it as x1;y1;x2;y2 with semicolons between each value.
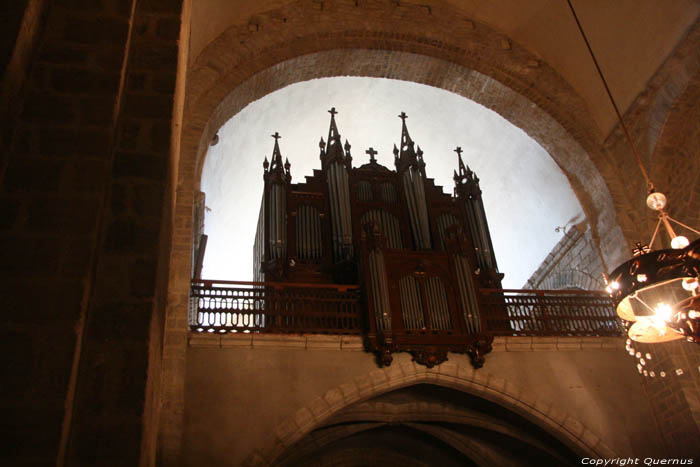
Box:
189;281;621;337
190;280;362;334
480;288;622;336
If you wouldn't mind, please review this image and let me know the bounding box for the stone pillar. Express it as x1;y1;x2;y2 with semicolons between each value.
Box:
0;0;184;464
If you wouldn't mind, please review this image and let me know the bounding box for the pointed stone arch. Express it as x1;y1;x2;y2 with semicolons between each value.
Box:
243;360;617;465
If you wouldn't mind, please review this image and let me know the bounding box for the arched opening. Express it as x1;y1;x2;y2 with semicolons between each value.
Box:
276;383;581;466
199;77;584;288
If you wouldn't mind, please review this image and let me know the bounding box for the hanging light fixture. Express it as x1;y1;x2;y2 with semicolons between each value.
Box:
566;0;700;345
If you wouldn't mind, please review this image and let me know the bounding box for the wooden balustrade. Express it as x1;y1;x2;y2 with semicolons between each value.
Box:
190;280;362;334
189;281;621;337
480;288;622;336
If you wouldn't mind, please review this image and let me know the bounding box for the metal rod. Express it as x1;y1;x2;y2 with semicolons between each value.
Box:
566;0;653;190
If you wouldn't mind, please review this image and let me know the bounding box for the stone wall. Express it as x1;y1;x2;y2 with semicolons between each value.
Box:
523;223;605;291
183;334;664;465
0;0;183;464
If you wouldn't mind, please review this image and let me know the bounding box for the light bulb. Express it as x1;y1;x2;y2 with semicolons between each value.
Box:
611;281;620;290
671;235;689;249
646;191;667;210
636;273;648;282
689;310;699;319
654;303;672;322
682;278;699;292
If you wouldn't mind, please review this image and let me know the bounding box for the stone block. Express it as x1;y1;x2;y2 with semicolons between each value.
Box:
491;336;506;351
505;336;532;351
273;417;299;446
305;335;342;350
556;337;582;350
220;334;252;347
323;388;345;410
531;337;557;350
188;334;219;347
306;396;331;419
338;381;360;402
252;334;305;349
580;336;602;349
293;407;315;432
340;336;363;350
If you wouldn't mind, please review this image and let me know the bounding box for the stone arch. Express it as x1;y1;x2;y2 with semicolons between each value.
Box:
243;360;617;465
180;0;633;270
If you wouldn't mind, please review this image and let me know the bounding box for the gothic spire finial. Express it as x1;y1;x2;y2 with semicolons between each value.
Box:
269;131;284;174
324;107;348;163
396;111;418;170
455;146;467;176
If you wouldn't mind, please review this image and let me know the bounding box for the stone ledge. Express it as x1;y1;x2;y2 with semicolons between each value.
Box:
188;333;625;351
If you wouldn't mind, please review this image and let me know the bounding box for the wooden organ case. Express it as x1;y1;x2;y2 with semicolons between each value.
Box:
254;108;504;368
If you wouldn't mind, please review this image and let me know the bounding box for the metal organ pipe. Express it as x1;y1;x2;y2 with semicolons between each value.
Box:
296;205;322;261
268;184;286;260
368;250;391;331
426;276;450;330
453;254;481;333
400;276;424;330
403;168;431;250
461;199;495;270
361;210;402;249
436;214;459;251
327;162;353;261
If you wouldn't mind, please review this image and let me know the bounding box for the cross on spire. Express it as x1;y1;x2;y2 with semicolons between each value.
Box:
366;147;378;162
455;146;467;176
271;131;281;141
328;107;338;116
398;111;408;122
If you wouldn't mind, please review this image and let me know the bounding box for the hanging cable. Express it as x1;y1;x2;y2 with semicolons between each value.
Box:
566;0;654;192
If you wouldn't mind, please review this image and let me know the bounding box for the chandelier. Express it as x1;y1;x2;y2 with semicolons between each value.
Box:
566;0;700;345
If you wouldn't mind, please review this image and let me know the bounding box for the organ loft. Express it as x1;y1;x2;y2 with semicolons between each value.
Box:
192;107;619;371
252;108;504;367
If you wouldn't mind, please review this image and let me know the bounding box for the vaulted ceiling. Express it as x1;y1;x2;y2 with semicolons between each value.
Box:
189;0;699;137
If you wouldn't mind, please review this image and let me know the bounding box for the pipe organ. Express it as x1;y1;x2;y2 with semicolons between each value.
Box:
254;109;503;367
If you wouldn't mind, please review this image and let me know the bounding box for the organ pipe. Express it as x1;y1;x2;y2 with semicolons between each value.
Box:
361;210;402;249
322;108;354;262
368;250;391;331
395;112;432;250
262;132;290;269
453;147;499;272
296;205;322;261
453;254;481;332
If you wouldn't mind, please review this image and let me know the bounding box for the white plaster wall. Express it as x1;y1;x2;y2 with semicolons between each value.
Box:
200;77;583;288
